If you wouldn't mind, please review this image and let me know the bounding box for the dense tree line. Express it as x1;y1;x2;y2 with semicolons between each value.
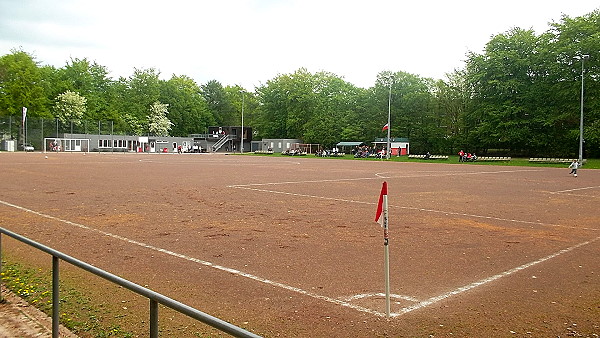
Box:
0;10;598;157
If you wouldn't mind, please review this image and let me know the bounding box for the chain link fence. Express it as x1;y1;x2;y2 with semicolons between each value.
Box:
0;117;120;151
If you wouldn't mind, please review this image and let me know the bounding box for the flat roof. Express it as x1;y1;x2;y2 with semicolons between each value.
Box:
336;141;365;147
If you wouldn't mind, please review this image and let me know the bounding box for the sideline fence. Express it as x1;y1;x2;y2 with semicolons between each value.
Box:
0;117;128;152
0;227;261;338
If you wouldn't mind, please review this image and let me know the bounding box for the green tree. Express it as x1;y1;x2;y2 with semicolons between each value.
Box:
543;10;600;157
55;58;112;121
464;28;541;154
372;71;436;153
224;85;259;138
104;77;132;134
54;90;87;125
127;68;162;121
0;49;50;118
160;75;214;136
303;72;361;147
462;10;600;157
255;68;361;147
433;70;471;153
201;80;233;126
147;101;172;136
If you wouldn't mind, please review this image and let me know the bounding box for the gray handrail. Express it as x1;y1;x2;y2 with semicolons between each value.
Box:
0;227;261;338
212;134;234;152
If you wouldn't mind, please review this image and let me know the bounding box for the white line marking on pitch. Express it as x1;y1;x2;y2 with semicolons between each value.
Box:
229;186;598;231
229;169;543;188
0;199;384;317
550;185;600;194
547;186;600;199
1;199;597;318
390;235;600;317
344;293;420;302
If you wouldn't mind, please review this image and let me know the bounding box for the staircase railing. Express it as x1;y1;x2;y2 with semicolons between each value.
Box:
212;135;234;152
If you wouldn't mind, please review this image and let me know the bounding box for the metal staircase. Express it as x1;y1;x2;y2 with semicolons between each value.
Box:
211;135;234;152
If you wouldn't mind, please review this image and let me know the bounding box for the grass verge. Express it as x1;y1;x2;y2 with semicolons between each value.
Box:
1;258;133;337
247;152;600;169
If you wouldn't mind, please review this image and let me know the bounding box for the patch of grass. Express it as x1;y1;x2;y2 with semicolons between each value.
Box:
247;152;600;168
400;155;600;169
1;259;133;337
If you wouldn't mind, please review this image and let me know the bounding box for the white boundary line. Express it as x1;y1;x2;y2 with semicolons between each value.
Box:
344;293;420;303
1;167;597;318
551;185;600;194
228;185;598;232
2;199;598;318
230;168;544;188
390;235;600;317
549;185;600;199
0;199;385;317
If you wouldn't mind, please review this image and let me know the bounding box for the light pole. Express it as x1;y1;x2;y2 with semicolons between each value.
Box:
578;54;589;163
240;90;245;153
386;77;392;159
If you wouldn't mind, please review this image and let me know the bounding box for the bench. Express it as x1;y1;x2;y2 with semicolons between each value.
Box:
477;156;511;161
529;158;586;164
408;154;449;160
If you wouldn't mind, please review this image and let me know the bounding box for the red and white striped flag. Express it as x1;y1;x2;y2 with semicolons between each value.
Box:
382;123;389;131
375;181;388;227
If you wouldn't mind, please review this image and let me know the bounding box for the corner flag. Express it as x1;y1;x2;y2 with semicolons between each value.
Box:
374;181;391;317
375;181;388;226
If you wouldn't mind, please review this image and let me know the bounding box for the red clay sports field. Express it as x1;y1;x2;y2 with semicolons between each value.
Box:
0;152;598;336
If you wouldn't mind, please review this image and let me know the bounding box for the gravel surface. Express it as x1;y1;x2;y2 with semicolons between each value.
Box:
0;286;77;337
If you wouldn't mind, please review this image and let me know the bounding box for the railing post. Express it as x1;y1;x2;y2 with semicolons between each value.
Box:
52;256;59;338
150;298;159;338
0;228;261;337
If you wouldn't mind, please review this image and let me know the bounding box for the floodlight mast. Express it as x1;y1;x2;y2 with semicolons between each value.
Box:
240;90;245;153
578;55;589;163
386;79;392;159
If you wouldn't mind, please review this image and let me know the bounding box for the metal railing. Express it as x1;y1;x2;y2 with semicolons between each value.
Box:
212;135;234;152
0;227;261;338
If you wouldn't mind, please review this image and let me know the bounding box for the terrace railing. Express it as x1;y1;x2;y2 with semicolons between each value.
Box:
0;227;261;338
212;134;234;152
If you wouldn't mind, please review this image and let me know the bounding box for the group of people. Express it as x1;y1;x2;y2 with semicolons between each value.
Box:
458;150;477;162
50;140;61;152
283;148;307;156
317;147;346;157
353;145;386;158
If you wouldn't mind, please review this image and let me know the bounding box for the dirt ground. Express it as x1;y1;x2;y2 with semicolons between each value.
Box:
0;152;599;337
0;285;77;337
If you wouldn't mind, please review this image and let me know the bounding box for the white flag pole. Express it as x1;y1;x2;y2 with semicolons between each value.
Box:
383;193;391;318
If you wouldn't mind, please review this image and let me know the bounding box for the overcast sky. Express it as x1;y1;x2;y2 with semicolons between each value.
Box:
0;0;598;89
